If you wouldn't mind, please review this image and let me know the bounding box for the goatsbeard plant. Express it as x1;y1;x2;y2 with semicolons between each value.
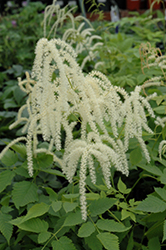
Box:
0;2;157;221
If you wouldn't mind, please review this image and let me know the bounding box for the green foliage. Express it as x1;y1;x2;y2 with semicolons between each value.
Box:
96;233;119;250
1;1;166;250
12;181;38;208
0;212;13;244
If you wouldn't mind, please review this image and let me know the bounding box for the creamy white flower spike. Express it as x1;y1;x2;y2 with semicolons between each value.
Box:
0;38;156;221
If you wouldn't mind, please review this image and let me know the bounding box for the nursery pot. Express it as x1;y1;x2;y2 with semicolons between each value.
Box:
148;0;161;10
127;0;140;10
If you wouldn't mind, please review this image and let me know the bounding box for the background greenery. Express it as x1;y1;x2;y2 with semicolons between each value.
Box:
1;2;166;249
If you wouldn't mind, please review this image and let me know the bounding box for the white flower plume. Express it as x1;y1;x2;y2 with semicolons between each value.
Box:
0;37;156;220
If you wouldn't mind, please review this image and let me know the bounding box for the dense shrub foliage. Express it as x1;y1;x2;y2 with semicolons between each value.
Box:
1;1;166;249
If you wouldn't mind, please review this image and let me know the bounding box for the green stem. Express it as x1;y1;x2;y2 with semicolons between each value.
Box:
126;174;158;200
41;225;64;250
88;215;100;234
107;209;123;224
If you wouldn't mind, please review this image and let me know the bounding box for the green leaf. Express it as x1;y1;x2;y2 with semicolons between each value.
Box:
159;169;166;184
12;181;38;209
0;212;13;244
136;195;166;213
89;198;117;217
63;194;79;199
137;74;147;84
97;233;119;250
78;221;95;237
51;201;62;213
137;163;162;176
154;188;166;201
86;193;100;200
130;147;142;165
96;219;131;232
21;203;50;222
126;231;134;250
121;210;136;222
1;206;13;214
117;178;126;194
51;236;77;250
13;86;26;104
38;231;51;244
153;106;166;115
1;149;18;166
63;210;83;227
33;153;53;169
163;220;166;242
162;124;166;140
85;232;103;250
63;202;78;213
14;166;29;178
40;168;65;177
148;237;161;250
0;170;15;193
146;221;164;239
13;218;48;233
11;143;27;158
45;187;58;201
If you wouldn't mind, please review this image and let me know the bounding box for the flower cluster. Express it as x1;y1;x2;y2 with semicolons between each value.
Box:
0;36;156;220
43;0;102;70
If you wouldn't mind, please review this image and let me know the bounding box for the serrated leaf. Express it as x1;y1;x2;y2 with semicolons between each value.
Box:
63;194;79;199
40;168;65;177
136;195;166;213
1;206;13;214
85;232;103;250
12;181;38;209
121;210;136;222
126;231;134;250
97;233;119;250
78;221;95;237
51;201;62;212
154;187;166;201
0;170;15;193
163;220;166;242
16;218;48;233
33;154;53;169
38;231;51;244
63;210;83;227
45;187;58;201
14;166;29;177
137;163;162;176
86;193;100;200
146;221;164;239
11;144;27;158
160;169;166;184
51;236;77;250
130;147;142;165
89;198;117;217
148;237;161;250
63;202;78;213
117;177;127;194
1;149;18;166
96;219;131;232
0;212;13;244
21;203;50;223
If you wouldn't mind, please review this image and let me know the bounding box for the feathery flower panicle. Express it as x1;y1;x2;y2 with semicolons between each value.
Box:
139;42;166;161
42;0;102;70
0;24;157;220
